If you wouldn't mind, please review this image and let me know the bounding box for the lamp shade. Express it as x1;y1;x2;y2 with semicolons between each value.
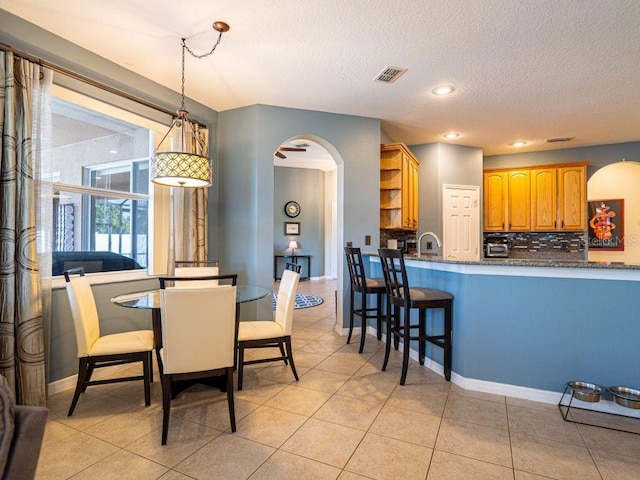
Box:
288;241;299;249
151;151;212;188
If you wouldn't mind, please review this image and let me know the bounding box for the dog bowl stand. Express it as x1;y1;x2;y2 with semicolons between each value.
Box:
558;384;640;435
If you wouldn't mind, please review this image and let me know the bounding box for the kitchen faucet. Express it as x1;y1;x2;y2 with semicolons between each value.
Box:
417;231;442;257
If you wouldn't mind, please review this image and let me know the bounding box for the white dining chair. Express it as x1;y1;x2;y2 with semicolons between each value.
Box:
237;269;300;390
174;263;220;287
64;267;153;416
158;281;237;445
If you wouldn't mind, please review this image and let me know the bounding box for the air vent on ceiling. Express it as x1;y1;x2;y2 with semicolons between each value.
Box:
294;143;310;148
375;66;407;83
546;136;575;143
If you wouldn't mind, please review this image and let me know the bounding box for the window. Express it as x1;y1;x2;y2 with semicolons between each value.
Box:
50;88;170;276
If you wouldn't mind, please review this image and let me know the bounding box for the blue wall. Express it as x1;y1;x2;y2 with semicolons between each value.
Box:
274;167;325;278
485;141;640;180
371;260;640;392
218;105;381;324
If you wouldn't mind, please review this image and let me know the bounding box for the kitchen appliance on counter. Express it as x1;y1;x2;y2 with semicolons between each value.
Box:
485;234;509;258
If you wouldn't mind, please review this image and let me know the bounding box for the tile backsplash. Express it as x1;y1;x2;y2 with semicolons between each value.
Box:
484;231;587;260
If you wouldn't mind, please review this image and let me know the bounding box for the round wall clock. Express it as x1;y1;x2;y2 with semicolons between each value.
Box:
284;200;301;218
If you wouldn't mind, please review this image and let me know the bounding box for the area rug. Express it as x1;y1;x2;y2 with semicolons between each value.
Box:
273;294;324;310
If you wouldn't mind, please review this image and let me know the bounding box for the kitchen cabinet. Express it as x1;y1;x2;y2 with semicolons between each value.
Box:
508;170;531;231
483;163;588;232
380;143;419;230
558;165;586;230
531;168;557;230
483;171;508;231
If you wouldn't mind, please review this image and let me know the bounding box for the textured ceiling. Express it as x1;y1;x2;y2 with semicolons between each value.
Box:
2;0;640;155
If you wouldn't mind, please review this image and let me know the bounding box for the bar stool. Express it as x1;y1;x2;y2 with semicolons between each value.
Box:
344;247;386;353
378;248;453;385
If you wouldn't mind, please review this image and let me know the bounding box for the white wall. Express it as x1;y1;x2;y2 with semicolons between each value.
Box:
587;161;640;264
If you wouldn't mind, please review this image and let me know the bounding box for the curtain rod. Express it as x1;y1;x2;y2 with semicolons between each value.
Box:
0;41;182;120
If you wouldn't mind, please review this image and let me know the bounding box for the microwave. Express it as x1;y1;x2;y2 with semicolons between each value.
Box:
485;235;509;258
485;243;509;258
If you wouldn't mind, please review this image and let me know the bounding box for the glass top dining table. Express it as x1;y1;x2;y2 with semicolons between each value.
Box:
111;285;271;359
110;285;271;310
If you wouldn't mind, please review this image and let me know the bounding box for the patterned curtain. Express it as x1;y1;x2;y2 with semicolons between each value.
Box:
0;52;51;406
172;119;209;264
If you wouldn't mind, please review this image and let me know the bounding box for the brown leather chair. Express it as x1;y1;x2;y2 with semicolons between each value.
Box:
344;247;386;353
377;248;453;385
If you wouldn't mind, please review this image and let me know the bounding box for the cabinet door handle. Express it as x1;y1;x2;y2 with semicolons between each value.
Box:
561;220;565;228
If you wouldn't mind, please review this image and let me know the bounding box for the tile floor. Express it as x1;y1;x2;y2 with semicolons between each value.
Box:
37;279;640;479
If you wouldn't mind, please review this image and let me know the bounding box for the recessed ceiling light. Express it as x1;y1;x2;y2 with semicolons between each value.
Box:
443;133;459;139
432;85;455;96
110;149;118;154
511;141;527;147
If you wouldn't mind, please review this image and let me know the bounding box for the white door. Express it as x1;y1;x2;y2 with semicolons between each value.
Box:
443;184;480;260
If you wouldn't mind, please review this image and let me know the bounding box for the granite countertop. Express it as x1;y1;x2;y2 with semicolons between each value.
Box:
367;252;640;270
407;255;640;270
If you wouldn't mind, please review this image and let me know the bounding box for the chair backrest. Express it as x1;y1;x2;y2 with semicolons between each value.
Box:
377;248;411;307
64;268;100;358
344;246;367;290
275;269;300;335
159;285;237;374
159;274;237;290
285;262;301;273
174;266;220;287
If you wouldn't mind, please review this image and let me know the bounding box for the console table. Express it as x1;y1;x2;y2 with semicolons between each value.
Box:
274;254;311;280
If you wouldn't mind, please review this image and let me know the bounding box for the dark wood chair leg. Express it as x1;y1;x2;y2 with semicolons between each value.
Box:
419;309;426;366
237;343;245;391
347;289;355;344
393;305;400;351
161;375;171;445
382;299;393;371
278;343;289;365
143;352;151;407
358;291;367;353
81;360;95;392
285;336;299;381
226;367;236;432
68;357;89;416
444;300;453;381
376;293;383;340
400;307;411;385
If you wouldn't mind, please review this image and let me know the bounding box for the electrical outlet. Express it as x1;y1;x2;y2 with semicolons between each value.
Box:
365;235;371;245
426;241;433;250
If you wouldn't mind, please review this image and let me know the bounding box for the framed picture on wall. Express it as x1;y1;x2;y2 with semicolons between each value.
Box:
588;199;624;251
284;222;300;235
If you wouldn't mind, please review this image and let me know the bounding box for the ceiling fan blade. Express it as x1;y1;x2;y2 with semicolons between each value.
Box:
278;147;307;152
275;151;286;159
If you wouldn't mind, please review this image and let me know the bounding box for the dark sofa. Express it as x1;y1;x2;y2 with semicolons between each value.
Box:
0;376;48;480
52;251;144;276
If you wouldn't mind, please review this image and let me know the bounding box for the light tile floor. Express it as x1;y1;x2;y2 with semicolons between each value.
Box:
37;279;640;479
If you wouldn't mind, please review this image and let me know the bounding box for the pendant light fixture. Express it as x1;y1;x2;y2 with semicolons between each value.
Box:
151;21;230;188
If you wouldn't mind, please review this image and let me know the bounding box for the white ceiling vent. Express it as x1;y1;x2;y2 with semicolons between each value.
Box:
375;66;407;83
546;136;575;143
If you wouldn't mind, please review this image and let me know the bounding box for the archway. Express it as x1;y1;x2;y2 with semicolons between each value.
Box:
273;135;342;329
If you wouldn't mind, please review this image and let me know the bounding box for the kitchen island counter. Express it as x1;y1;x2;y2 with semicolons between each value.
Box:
366;253;640;402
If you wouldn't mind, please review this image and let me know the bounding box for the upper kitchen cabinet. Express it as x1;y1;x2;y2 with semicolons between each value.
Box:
380;143;420;230
483;171;508;231
483;162;588;232
557;165;586;230
483;169;530;231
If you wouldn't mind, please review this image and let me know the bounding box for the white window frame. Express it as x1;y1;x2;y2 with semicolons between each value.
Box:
50;85;172;288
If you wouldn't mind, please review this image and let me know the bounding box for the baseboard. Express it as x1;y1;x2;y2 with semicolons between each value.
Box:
48;363;135;396
335;326;565;405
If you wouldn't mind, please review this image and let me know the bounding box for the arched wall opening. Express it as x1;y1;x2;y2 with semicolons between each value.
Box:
587;161;640;263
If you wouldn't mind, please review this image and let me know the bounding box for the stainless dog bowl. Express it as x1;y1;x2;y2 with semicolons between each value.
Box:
567;381;604;402
609;386;640;409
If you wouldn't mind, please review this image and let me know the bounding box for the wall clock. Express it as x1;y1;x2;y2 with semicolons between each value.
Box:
284;200;301;218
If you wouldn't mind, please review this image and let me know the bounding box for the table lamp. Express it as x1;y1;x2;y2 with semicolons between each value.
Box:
289;240;299;255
